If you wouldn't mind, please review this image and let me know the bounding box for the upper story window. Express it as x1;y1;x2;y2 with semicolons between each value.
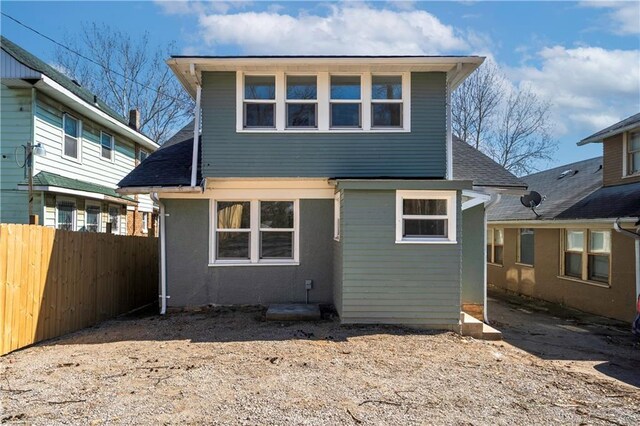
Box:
628;131;640;175
100;131;114;161
138;149;149;163
286;76;317;128
236;71;410;133
372;76;403;128
63;113;80;160
330;75;361;128
244;75;276;129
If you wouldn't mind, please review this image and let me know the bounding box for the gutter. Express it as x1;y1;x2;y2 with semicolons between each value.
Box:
117;186;203;195
613;218;640;306
578;122;640;145
151;192;167;315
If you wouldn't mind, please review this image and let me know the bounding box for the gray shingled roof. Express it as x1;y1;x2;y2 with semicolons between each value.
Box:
579;112;640;145
452;137;526;188
556;181;640;220
487;157;604;221
120;124;525;190
1;36;131;127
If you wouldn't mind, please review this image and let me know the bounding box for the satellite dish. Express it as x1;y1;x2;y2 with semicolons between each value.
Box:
520;191;543;218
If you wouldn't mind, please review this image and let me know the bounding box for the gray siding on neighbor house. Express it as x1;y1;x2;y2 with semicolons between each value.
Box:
340;189;462;326
200;71;447;178
164;198;334;306
461;203;485;306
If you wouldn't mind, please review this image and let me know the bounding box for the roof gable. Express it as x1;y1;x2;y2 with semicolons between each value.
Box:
578;112;640;145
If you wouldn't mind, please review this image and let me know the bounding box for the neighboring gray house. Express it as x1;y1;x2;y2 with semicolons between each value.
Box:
119;56;525;329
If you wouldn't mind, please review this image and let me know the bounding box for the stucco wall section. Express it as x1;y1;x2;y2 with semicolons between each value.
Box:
164;198;334;307
487;227;637;322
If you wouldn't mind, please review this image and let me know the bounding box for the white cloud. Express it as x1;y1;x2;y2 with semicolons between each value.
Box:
509;45;640;133
580;1;640;35
194;3;471;55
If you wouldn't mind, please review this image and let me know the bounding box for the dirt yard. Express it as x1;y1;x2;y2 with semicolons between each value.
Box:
2;300;639;425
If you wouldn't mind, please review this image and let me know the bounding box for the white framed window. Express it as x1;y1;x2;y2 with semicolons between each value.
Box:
100;131;114;161
236;71;410;133
108;204;121;235
286;75;317;129
395;190;456;244
562;229;611;284
56;198;77;231
487;228;504;265
627;131;640;176
85;202;102;233
243;75;276;129
334;192;341;241
211;199;299;265
62;113;81;161
142;212;149;234
517;228;535;266
138;149;149;163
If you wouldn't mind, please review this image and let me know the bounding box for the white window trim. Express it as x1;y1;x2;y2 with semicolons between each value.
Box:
334;192;341;241
395;190;457;244
55;196;77;231
142;212;149;234
138;149;149;163
100;131;115;162
236;71;411;133
85;201;103;233
108;203;122;235
285;73;319;130
62;113;82;163
624;130;640;177
209;198;300;266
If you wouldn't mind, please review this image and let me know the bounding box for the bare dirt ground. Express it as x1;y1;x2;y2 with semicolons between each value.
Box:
2;297;639;425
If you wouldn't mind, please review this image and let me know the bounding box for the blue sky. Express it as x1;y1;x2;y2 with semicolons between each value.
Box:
2;1;639;169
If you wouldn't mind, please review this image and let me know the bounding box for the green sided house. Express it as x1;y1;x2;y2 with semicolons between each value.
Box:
118;56;525;330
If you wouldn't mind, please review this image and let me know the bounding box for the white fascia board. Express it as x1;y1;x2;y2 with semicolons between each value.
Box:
461;189;491;211
578;123;640;146
17;184;135;205
35;76;159;151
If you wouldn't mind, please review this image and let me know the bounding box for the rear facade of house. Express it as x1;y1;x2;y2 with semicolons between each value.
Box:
487;114;640;322
120;56;525;328
0;36;159;236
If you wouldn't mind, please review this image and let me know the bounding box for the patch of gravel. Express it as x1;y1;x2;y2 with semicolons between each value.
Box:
1;307;639;425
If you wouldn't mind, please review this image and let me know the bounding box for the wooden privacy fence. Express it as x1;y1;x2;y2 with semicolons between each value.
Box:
0;224;158;356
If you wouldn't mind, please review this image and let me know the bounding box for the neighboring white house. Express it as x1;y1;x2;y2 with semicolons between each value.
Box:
1;36;159;235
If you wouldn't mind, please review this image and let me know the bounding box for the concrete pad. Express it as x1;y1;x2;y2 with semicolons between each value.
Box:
482;323;503;341
266;304;321;321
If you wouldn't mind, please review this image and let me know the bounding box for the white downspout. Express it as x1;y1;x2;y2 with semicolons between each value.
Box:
190;84;202;187
483;193;501;323
151;192;167;315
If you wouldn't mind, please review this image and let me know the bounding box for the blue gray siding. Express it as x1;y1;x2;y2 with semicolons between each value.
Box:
340;189;462;326
461;203;485;306
164;198;334;306
200;72;447;178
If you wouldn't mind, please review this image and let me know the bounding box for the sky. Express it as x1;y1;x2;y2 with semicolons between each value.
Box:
1;0;639;170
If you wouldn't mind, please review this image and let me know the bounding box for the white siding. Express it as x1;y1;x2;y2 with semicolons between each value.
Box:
1;50;41;79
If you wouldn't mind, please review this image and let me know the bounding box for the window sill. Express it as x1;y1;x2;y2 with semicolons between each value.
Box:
557;275;611;288
515;262;534;268
622;172;640;179
209;261;300;267
62;154;82;164
395;239;457;245
237;128;410;134
487;262;503;268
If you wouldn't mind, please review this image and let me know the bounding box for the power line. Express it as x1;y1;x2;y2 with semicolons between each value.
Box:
0;11;190;107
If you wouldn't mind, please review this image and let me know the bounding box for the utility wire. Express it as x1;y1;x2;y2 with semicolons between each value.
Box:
1;11;190;106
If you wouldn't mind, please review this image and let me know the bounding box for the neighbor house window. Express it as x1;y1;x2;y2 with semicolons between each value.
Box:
371;75;403;128
628;131;640;175
63;113;80;160
138;149;149;162
244;75;276;129
330;75;362;128
56;199;76;231
563;229;610;284
487;228;504;265
286;75;317;128
142;212;149;234
100;131;114;160
85;203;101;233
108;205;121;235
334;192;341;241
212;199;299;265
518;228;535;266
395;190;456;243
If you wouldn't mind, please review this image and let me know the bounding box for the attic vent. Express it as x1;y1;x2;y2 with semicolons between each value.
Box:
558;169;578;179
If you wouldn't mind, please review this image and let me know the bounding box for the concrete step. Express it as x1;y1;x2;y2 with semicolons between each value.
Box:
266;304;321;321
482;323;503;341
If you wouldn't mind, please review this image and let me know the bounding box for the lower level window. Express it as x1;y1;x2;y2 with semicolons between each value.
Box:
85;203;101;232
212;199;298;264
142;212;149;233
487;228;504;265
563;229;610;284
395;190;456;243
56;200;76;231
518;228;535;266
108;205;121;235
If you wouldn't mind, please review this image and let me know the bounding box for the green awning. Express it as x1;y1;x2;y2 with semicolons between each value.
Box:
21;171;136;203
